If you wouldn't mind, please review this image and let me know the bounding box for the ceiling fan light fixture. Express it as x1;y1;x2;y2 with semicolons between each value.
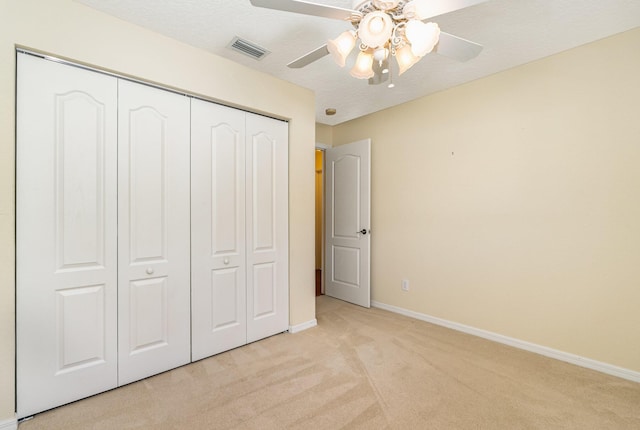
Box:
252;0;486;86
327;30;357;67
395;44;420;75
406;20;440;57
358;11;393;48
350;50;375;79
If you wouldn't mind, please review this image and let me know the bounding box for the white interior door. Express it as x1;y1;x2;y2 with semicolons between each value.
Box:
324;139;371;308
16;53;118;418
117;80;191;385
191;99;247;361
246;113;289;342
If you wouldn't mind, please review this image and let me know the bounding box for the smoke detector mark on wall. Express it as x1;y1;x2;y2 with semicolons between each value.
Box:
227;37;270;60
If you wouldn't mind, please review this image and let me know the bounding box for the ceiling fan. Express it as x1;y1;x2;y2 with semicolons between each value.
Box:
249;0;487;86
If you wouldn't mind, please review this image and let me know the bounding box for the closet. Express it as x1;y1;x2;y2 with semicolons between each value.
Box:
16;53;288;418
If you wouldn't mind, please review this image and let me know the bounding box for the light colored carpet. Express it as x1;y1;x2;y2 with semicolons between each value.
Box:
20;295;640;429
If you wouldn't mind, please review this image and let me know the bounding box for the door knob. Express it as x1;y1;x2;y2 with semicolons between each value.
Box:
223;258;230;265
146;267;154;275
358;229;368;235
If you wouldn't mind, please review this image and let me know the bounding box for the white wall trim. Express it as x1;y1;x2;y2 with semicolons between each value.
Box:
372;301;640;383
0;415;17;430
288;319;317;334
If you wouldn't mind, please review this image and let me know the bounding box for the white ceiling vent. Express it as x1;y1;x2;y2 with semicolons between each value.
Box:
227;37;270;60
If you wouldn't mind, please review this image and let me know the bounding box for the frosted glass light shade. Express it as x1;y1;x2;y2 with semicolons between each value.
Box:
405;20;440;57
350;50;375;79
327;30;357;67
395;44;420;75
358;11;393;48
402;0;432;20
372;0;400;10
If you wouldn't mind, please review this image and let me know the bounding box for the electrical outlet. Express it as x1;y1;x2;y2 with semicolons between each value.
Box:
401;279;409;291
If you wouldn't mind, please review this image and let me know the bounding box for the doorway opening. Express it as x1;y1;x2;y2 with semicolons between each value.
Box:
315;148;324;296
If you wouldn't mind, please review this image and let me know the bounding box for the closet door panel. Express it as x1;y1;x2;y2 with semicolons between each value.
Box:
191;99;247;361
16;54;118;418
252;263;276;318
246;113;289;343
128;106;166;261
118;80;190;385
128;277;169;353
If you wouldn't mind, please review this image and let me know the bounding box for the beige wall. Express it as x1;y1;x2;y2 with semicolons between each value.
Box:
0;0;316;421
315;123;334;146
332;28;640;373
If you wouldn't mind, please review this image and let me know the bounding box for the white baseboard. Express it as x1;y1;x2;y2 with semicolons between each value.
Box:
0;415;17;430
288;318;317;334
372;300;640;383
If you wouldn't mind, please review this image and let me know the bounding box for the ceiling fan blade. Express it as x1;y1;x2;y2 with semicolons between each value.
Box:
287;44;330;68
250;0;358;21
435;32;483;62
414;0;488;21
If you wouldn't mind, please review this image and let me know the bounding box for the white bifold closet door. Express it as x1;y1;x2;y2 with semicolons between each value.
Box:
191;100;247;360
16;54;118;418
191;100;288;361
117;80;191;385
244;113;289;343
16;54;191;417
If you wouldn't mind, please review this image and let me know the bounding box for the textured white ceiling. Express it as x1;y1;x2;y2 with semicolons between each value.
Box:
77;0;640;125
